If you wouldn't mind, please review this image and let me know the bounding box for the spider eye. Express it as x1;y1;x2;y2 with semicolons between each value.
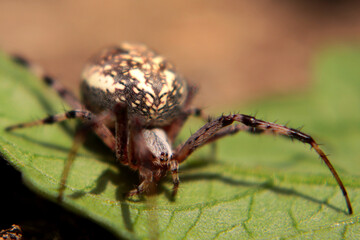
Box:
159;62;166;71
160;152;166;161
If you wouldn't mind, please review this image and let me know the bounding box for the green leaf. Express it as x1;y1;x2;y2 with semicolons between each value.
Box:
0;46;359;239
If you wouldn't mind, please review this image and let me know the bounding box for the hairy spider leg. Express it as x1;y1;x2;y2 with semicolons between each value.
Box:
168;158;180;197
174;114;353;215
114;104;129;165
12;55;82;109
5;108;117;200
160;85;209;196
5;110;93;131
164;108;203;143
10;56;117;151
5;109;116;150
126;119;158;197
205;124;254;144
53;105;135;200
113;104;162;197
113;103;145;172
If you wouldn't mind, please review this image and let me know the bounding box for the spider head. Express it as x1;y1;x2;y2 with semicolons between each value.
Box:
143;128;173;165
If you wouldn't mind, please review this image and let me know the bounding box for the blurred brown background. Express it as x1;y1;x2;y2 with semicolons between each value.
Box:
1;0;360;111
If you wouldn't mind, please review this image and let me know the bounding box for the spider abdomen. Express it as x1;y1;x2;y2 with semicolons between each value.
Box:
80;43;188;126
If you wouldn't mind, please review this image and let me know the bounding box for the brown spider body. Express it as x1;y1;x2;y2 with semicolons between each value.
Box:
79;43;189;185
6;43;353;214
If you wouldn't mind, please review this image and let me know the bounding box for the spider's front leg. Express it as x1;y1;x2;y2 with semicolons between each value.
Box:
168;158;180;197
114;104;129;165
174;114;353;214
112;105;158;197
126;167;154;197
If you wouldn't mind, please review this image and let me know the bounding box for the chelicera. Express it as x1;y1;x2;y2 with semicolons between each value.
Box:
6;43;352;214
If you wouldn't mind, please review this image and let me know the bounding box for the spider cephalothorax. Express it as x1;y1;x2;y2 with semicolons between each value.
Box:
6;43;353;214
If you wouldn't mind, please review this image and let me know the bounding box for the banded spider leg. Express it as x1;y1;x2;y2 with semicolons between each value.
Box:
173;114;353;214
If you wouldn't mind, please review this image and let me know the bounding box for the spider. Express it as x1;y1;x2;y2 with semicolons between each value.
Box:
6;43;352;214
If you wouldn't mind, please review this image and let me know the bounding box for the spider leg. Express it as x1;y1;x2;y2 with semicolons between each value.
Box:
11;56;119;150
205;124;250;144
114;103;129;165
174;114;353;214
168;158;179;196
123;116;161;197
12;55;82;109
127;170;153;197
9;56;119;151
127;166;154;197
164;108;202;142
58;103;132;200
5;110;93;131
5;109;116;151
56;108;123;200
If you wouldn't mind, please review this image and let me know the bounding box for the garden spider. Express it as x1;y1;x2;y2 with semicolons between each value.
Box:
6;43;352;214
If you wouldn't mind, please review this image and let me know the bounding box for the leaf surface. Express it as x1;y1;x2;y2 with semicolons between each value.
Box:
0;47;359;239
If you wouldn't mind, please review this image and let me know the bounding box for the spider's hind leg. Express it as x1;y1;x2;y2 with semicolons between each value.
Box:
12;55;82;109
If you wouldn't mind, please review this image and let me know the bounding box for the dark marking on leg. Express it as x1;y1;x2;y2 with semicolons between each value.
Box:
6;110;96;131
43;115;56;124
12;55;30;67
65;110;77;119
168;159;180;197
175;115;237;162
43;75;54;85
